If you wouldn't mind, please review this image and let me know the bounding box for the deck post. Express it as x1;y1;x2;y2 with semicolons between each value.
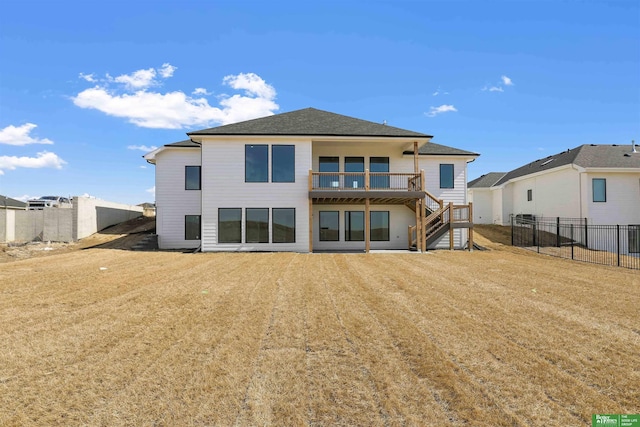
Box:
365;198;370;253
420;199;427;252
365;168;370;190
413;141;419;174
308;169;313;253
468;202;474;251
449;202;454;250
415;200;421;252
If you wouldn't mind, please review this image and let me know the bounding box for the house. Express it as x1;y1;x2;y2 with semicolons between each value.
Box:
468;144;640;226
1;195;27;210
144;108;478;252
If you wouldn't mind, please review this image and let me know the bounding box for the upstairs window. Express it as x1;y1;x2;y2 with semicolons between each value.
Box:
593;178;606;202
370;157;390;189
245;145;268;182
345;157;365;188
527;189;533;201
440;164;454;189
272;145;295;182
319;156;339;188
185;166;201;190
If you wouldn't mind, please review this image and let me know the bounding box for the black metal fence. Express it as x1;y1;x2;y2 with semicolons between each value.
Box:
511;216;640;270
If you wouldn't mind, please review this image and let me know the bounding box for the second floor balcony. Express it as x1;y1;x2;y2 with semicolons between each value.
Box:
309;170;425;204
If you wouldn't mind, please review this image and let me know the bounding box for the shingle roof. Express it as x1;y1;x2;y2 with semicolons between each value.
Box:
165;139;199;148
403;142;479;157
468;172;507;188
188;108;432;138
1;195;27;208
494;144;640;186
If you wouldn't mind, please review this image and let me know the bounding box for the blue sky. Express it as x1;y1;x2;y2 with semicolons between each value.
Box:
1;0;638;205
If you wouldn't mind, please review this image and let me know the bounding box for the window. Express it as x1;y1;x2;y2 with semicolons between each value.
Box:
319;211;339;241
345;211;365;241
370;157;390;188
370;211;390;241
440;164;454;189
345;156;364;188
273;208;295;243
527;189;533;201
185;215;201;240
185;166;201;190
272;145;295;183
218;208;242;243
245;145;268;182
246;208;269;243
319;156;339;188
593;178;606;202
629;225;640;254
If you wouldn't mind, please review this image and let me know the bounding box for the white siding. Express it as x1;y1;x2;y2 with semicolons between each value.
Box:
585;172;640;225
200;138;311;252
469;188;493;224
155;148;202;249
507;166;582;221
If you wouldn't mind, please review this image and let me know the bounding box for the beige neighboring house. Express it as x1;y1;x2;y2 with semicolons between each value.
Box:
144;108;479;252
468;144;640;227
1;195;27;210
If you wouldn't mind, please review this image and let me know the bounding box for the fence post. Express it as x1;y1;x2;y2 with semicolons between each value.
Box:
571;224;574;260
617;224;620;267
584;218;588;248
556;217;560;247
511;216;514;246
533;221;537;248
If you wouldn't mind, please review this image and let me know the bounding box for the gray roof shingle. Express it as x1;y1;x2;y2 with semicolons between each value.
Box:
404;142;479;157
188;108;432;138
1;195;27;208
468;172;507;188
494;144;640;186
165;139;199;148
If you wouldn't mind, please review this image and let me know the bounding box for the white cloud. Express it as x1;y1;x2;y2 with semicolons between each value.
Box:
0;123;54;146
485;86;504;92
79;72;96;82
140;165;147;169
127;144;158;152
159;63;177;78
501;75;514;86
146;186;155;196
72;68;279;129
482;75;514;93
113;67;158;90
0;151;66;175
426;104;458;117
192;87;211;95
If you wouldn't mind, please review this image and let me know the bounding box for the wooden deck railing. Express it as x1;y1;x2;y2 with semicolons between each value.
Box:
310;170;423;191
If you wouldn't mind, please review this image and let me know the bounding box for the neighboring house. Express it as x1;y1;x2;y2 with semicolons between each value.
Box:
144;108;478;253
468;144;640;227
1;195;27;210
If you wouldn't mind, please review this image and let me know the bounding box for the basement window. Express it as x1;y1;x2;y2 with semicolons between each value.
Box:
185;215;201;240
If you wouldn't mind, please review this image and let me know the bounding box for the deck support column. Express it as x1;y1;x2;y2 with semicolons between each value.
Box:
420;169;426;252
449;202;454;250
468;202;473;251
308;169;313;253
365;198;370;253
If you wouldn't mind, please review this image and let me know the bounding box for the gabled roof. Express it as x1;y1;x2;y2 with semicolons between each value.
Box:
468;172;507;188
1;195;27;208
403;141;479;157
188;108;432;138
494;144;640;186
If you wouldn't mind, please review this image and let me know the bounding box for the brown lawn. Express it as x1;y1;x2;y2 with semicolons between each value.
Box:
1;226;638;426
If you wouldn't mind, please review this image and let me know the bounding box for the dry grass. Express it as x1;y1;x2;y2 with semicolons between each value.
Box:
1;227;639;426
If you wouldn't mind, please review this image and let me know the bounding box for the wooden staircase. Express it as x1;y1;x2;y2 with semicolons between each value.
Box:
407;191;473;251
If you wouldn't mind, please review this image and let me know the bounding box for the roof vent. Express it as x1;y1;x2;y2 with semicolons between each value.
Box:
382;120;387;126
632;140;637;154
540;158;555;167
